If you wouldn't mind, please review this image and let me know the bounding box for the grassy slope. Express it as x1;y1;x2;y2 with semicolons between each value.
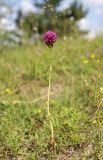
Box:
0;37;103;159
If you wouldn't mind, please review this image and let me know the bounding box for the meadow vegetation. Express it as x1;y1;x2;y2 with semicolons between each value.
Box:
0;37;103;159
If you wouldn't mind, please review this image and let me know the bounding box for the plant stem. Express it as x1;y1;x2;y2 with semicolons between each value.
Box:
47;64;54;142
92;98;103;120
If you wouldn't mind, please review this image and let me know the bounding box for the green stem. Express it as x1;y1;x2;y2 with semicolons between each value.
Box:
47;64;54;142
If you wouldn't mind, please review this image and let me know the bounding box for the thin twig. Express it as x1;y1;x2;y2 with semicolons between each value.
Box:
0;90;58;105
92;98;103;120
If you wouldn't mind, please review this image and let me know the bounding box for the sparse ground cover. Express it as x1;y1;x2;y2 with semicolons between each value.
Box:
0;37;103;159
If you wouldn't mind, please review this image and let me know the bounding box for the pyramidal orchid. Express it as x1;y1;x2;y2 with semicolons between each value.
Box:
43;31;57;147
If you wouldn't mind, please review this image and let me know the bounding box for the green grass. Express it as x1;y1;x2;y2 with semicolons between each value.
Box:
0;37;103;159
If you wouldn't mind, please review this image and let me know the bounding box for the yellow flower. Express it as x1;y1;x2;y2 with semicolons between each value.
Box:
5;88;12;94
100;87;103;94
90;54;95;59
96;59;100;63
83;59;88;64
92;120;97;125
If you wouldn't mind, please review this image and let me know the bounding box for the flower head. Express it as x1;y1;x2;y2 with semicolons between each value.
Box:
43;31;57;48
90;54;95;59
83;59;89;64
100;87;103;94
96;59;100;63
5;88;12;94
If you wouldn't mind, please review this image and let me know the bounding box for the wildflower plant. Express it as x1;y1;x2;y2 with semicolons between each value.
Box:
43;31;57;146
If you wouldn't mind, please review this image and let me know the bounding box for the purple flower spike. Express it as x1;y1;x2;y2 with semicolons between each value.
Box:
43;31;57;48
